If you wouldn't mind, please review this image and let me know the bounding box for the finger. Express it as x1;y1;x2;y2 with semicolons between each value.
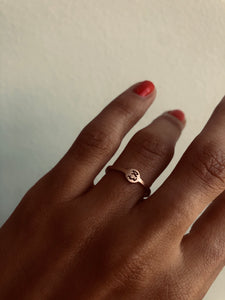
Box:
169;254;222;300
140;95;225;240
44;81;156;200
90;110;186;213
181;190;225;284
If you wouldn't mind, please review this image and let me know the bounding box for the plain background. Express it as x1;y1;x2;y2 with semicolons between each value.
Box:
1;0;225;298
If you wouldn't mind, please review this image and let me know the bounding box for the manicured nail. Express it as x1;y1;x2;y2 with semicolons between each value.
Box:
133;80;155;97
168;110;185;122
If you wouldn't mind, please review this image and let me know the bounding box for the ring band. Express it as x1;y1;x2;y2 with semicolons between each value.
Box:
105;165;151;198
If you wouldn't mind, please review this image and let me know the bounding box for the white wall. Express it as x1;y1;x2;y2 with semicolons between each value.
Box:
0;0;225;298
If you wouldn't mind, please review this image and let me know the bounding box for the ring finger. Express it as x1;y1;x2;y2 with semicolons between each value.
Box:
91;110;186;212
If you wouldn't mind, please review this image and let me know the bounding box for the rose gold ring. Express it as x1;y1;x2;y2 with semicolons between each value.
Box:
105;165;151;198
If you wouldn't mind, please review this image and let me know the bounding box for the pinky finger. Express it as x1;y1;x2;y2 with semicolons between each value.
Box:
181;191;225;297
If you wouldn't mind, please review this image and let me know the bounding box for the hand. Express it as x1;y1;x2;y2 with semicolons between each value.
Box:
1;80;225;300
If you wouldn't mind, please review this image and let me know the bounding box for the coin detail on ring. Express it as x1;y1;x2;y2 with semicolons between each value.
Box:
125;169;140;183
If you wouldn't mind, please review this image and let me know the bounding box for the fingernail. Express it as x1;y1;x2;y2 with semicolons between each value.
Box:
168;110;185;122
133;80;155;97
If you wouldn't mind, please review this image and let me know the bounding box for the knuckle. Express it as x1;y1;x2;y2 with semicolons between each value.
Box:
131;131;174;162
112;97;140;122
72;124;117;157
190;139;225;189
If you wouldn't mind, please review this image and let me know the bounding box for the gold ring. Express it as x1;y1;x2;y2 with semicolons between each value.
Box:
105;165;151;198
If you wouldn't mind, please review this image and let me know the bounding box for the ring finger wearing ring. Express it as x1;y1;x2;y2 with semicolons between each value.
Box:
92;110;186;212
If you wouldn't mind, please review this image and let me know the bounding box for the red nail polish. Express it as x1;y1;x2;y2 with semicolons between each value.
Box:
133;80;155;97
168;110;185;122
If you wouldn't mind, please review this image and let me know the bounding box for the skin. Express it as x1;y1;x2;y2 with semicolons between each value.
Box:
1;81;225;299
